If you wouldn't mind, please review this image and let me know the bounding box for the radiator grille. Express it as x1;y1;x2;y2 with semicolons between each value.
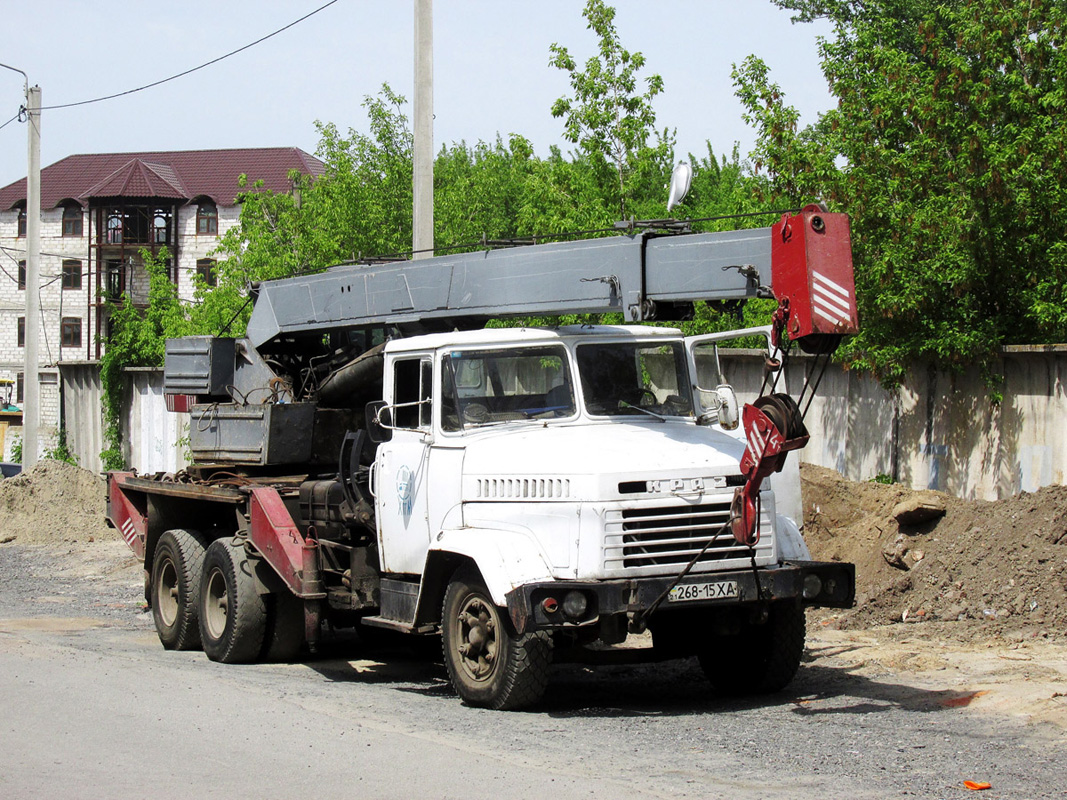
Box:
603;500;773;572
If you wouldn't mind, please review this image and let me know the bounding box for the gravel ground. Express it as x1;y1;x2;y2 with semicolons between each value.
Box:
2;541;1066;799
0;540;146;625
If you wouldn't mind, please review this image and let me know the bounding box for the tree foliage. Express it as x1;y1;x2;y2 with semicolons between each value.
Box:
736;0;1067;383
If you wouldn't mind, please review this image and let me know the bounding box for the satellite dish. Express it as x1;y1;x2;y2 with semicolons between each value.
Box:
666;161;692;213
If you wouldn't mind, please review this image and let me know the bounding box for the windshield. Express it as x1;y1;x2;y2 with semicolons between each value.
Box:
576;340;694;418
441;345;575;431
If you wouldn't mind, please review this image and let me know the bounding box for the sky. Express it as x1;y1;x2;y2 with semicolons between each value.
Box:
0;0;834;191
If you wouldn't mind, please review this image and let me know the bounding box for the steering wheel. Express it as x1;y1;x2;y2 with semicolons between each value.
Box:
462;403;489;424
637;389;658;407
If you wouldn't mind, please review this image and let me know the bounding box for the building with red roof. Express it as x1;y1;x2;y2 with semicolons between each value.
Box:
0;147;323;461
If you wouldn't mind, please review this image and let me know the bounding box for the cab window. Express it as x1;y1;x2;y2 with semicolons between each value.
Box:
393;358;432;430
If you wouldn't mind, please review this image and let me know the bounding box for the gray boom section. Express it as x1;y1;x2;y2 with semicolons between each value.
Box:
246;228;772;348
644;227;771;303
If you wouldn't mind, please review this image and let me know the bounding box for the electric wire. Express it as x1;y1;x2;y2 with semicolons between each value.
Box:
38;0;340;112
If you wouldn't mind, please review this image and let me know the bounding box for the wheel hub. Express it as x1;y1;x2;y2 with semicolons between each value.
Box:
204;568;229;639
156;558;179;627
457;598;498;681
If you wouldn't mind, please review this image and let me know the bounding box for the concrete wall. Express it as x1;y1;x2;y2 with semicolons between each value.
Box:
59;363;104;473
717;346;1067;501
893;347;1067;500
124;368;189;475
57;364;187;475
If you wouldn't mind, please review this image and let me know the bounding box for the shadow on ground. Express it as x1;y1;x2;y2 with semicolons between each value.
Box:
299;630;979;719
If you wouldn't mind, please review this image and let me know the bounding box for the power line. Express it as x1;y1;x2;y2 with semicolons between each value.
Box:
0;110;20;132
40;0;340;112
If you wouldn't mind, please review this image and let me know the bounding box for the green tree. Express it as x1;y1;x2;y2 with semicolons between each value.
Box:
549;0;671;220
735;0;1067;383
309;84;415;261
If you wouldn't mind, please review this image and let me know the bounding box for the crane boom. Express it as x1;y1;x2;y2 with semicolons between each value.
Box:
246;207;857;350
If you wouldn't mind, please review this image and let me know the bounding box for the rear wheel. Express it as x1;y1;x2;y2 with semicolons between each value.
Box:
441;567;551;710
199;538;267;664
699;601;805;694
150;529;208;651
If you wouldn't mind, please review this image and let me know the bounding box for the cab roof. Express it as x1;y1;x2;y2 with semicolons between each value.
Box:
385;324;684;353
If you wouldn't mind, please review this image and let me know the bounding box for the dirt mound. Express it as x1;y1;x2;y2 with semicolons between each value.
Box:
802;463;1067;640
0;459;113;546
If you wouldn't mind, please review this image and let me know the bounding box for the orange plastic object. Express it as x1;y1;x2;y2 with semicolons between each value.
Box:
964;781;992;791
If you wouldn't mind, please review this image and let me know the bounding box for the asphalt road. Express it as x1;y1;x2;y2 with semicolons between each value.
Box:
0;544;1063;799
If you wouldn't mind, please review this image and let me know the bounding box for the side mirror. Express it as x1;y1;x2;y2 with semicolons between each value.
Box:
365;400;392;443
715;386;739;430
696;385;739;430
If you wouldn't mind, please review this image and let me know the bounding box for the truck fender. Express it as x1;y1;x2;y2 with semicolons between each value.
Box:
776;513;812;561
416;527;554;624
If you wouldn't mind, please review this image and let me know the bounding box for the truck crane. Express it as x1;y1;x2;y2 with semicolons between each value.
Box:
107;201;858;709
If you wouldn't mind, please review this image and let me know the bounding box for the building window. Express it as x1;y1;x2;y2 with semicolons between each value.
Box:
196;258;217;287
17;317;24;347
107;213;123;244
61;317;82;348
153;212;169;244
62;205;83;237
197;202;218;235
17;206;26;237
106;260;125;300
62;259;82;290
17;260;25;290
16;373;23;405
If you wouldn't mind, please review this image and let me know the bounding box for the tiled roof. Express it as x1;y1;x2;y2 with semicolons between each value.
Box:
0;147;325;210
82;159;188;200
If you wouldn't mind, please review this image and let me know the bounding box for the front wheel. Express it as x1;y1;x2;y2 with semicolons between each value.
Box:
699;601;805;694
441;567;551;710
198;538;267;664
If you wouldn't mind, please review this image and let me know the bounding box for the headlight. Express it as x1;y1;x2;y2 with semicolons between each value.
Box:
802;573;823;600
562;590;588;620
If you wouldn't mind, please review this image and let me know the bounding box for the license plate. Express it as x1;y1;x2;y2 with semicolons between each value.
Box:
667;580;739;603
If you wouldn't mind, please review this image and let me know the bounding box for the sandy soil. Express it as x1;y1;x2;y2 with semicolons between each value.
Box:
2;457;1066;737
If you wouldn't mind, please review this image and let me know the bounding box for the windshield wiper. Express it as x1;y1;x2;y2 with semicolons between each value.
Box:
618;401;667;422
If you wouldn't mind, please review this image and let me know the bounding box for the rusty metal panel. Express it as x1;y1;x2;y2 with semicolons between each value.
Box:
188;402;316;465
248;487;325;599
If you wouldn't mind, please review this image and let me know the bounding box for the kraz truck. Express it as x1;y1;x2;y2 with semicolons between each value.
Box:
107;204;858;709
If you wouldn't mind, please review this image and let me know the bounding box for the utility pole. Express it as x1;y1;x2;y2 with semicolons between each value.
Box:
23;85;41;467
412;0;433;260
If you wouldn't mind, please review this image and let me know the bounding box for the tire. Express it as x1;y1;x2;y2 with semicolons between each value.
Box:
198;538;267;664
441;567;552;710
150;529;208;651
260;591;305;663
699;601;805;694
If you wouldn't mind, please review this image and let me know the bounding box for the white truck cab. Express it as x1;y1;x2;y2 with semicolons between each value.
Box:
366;325;850;708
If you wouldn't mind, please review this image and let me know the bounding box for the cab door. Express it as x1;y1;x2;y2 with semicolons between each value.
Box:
375;354;434;574
685;326;803;527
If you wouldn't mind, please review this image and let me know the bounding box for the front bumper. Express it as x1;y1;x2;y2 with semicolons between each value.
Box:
505;560;854;634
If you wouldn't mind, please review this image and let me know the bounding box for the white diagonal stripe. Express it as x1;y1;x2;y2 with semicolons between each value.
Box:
812;305;847;326
813;271;850;299
813;286;851;317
